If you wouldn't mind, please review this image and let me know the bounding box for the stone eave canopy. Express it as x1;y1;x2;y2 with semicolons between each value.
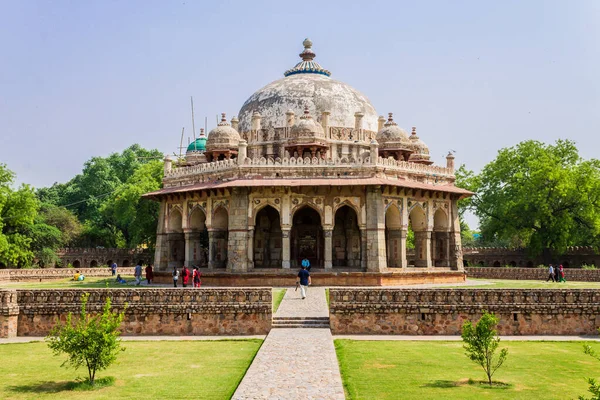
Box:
142;177;473;201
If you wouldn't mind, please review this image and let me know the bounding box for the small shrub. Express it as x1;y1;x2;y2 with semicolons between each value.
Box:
461;311;508;386
46;293;127;385
582;264;597;270
537;264;547;269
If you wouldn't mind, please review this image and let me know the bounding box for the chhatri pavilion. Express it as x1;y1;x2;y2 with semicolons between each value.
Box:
144;39;472;285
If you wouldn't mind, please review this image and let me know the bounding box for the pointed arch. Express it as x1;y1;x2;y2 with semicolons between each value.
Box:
433;208;449;231
168;208;183;233
332;205;361;268
291;205;323;268
252;201;281;227
333;200;362;226
254;205;282;268
408;205;427;232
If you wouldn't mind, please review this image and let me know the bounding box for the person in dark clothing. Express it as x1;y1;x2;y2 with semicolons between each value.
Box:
297;265;311;299
546;264;555;282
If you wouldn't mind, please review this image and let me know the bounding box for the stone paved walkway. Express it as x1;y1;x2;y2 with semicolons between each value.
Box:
233;287;345;400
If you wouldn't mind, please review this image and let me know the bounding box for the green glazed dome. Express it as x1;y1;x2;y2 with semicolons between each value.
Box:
187;137;206;152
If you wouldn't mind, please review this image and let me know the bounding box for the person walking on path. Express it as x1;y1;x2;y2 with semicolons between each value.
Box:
134;262;142;286
182;265;190;287
297;265;311;299
546;264;555;282
301;257;311;272
559;264;566;282
110;262;117;276
193;267;202;288
145;264;154;285
172;267;179;287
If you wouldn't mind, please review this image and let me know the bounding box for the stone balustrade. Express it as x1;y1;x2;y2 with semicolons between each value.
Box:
165;156;454;180
465;267;600;282
329;288;600;335
0;288;272;337
0;267;137;283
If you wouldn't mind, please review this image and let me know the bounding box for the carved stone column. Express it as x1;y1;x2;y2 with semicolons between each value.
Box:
414;231;433;268
400;228;408;269
323;228;333;270
227;187;250;272
365;186;387;272
281;228;291;269
247;228;254;270
360;227;367;270
207;230;216;270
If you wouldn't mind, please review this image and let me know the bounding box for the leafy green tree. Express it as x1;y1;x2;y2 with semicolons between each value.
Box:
461;311;508;385
0;164;38;267
102;160;163;248
580;331;600;400
46;293;126;385
467;140;600;259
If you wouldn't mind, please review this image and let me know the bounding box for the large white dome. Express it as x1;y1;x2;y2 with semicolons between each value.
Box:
238;39;378;132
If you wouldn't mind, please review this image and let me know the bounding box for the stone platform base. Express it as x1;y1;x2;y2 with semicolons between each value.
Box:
153;269;466;287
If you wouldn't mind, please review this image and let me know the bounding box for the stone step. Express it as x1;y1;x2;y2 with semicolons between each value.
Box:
273;316;330;321
273;320;330;326
271;323;331;329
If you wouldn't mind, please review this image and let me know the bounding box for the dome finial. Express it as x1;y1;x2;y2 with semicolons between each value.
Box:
284;38;331;77
385;113;397;126
302;105;311;119
412;126;417;136
300;38;315;61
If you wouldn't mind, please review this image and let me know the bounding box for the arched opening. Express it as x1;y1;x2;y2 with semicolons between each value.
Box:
493;261;501;268
332;205;361;268
562;261;570;268
526;261;534;268
72;260;81;269
433;208;450;267
107;259;113;267
189;207;209;268
408;206;428;267
510;261;517;267
291;206;323;268
167;208;185;270
385;204;403;268
211;207;229;268
253;206;282;268
479;261;485;267
90;260;98;268
122;259;130;267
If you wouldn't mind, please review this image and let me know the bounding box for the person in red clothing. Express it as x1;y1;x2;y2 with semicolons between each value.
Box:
145;264;154;285
193;266;202;288
181;265;190;287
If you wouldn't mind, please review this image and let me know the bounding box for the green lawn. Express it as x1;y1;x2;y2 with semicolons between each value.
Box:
0;340;262;400
272;289;286;313
460;278;600;289
335;340;600;400
0;276;137;289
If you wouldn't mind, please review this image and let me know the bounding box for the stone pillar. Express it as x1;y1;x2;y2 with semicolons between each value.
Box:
370;140;378;165
247;228;254;270
281;228;291;268
154;202;169;271
446;152;455;172
163;155;173;176
251;111;262;131
238;140;247;164
207;230;216;269
415;231;433;268
378;115;386;131
386;229;403;268
227;187;250;272
323;228;333;269
365;186;387;272
286;110;295;127
400;229;408;268
360;227;367;270
321;111;330;138
354;111;364;132
449;196;464;271
184;229;193;266
0;290;18;338
231;116;239;132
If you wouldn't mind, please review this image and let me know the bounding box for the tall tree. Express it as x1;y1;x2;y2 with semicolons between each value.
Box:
471;140;600;258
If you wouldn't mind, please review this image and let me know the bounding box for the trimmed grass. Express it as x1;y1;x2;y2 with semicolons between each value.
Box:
272;289;286;313
0;276;138;289
0;340;262;399
459;278;600;289
335;340;600;400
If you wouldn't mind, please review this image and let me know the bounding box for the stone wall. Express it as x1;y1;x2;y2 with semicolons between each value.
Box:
463;247;600;268
0;267;136;283
56;248;153;269
329;288;600;335
0;288;271;337
465;267;600;282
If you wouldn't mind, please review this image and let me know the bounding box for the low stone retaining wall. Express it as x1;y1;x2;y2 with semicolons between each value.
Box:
329;288;600;335
0;267;137;283
154;270;466;287
0;288;271;338
466;267;600;282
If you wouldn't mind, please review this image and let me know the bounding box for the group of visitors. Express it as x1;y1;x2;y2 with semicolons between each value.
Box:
72;271;85;281
172;265;202;288
546;264;566;283
134;262;155;286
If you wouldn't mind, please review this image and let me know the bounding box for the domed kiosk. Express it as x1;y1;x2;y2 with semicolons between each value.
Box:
144;39;472;286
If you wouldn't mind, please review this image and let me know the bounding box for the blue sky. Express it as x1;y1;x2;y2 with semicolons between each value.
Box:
1;1;599;224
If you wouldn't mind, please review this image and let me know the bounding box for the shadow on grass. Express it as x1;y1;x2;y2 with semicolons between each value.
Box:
422;379;512;390
9;376;115;394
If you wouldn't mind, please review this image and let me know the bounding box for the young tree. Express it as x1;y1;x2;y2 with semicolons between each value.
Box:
46;293;126;385
461;311;508;385
580;333;600;400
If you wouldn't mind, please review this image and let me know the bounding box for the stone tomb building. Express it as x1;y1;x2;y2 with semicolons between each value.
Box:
145;39;472;285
